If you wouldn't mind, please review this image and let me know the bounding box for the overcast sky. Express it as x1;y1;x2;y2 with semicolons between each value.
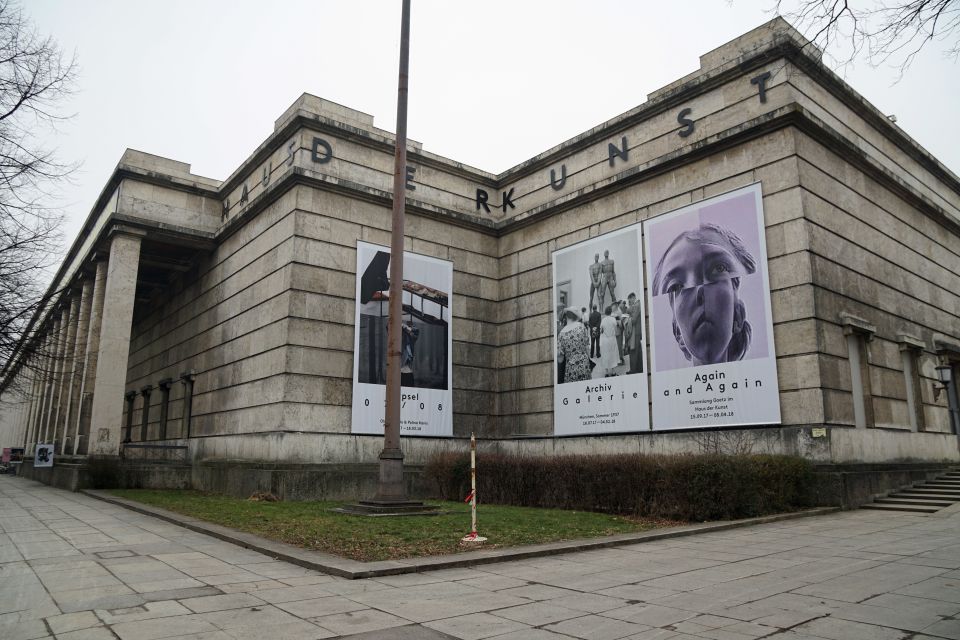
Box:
27;0;960;249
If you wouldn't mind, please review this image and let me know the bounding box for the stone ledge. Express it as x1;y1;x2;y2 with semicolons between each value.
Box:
81;488;837;580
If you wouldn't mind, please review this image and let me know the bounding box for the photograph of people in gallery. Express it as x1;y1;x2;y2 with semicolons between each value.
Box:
554;231;645;382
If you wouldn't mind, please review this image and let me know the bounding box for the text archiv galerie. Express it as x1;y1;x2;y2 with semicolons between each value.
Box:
561;371;763;407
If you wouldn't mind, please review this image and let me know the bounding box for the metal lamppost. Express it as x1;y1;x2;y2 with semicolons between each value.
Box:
374;0;413;505
342;0;434;515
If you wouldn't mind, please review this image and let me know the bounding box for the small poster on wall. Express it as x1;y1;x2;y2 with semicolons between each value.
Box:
644;183;780;430
34;443;54;468
552;224;650;435
351;241;453;437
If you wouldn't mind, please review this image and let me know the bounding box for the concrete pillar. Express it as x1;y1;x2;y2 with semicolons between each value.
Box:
38;320;61;445
29;333;55;454
67;277;94;454
123;391;136;443
53;293;80;450
22;369;42;450
15;371;36;447
179;371;195;438
89;230;143;456
75;257;108;454
157;378;173;440
48;305;71;451
139;385;153;441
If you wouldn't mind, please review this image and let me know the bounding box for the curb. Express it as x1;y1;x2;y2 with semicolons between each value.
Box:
81;490;839;580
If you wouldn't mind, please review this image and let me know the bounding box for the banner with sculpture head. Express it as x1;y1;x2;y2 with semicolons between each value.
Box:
644;183;780;430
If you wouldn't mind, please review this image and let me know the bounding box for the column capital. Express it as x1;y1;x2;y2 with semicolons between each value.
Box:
108;225;148;241
124;390;137;401
840;313;876;342
897;333;925;352
158;377;174;390
139;384;153;394
179;370;196;383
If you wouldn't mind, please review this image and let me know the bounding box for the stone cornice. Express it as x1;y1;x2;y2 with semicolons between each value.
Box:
212;102;960;243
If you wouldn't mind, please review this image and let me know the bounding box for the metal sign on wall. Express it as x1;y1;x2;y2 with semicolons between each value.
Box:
351;241;453;437
644;183;780;430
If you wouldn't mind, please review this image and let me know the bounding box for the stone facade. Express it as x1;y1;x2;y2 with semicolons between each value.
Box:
1;19;959;469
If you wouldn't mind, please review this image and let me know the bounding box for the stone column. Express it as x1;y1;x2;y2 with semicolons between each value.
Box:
75;257;108;454
53;293;80;451
25;332;50;453
179;371;195;438
22;369;42;450
157;378;173;440
67;277;94;454
89;229;144;456
123;391;136;443
38;320;61;445
19;371;39;449
139;385;153;441
48;307;71;449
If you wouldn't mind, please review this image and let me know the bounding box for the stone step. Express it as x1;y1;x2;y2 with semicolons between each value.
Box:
911;485;960;492
905;490;960;502
879;497;953;507
862;503;941;514
894;492;960;502
925;482;960;488
886;493;955;502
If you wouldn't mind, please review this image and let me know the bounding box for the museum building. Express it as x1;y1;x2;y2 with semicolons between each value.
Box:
1;19;958;497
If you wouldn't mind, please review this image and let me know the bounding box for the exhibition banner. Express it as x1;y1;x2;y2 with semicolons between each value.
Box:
552;224;650;435
644;183;780;429
34;443;53;468
351;241;453;437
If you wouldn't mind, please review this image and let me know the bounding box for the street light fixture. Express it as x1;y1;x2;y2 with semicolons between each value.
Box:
936;364;953;386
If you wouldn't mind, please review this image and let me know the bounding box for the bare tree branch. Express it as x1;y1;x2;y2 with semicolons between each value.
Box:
775;0;959;74
0;0;77;395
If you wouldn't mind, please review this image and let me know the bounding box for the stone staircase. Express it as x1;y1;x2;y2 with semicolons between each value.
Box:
862;469;960;514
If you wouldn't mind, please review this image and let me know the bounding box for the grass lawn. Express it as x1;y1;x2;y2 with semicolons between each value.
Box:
108;490;676;562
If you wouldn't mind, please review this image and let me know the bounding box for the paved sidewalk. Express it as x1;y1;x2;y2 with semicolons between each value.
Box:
1;476;958;640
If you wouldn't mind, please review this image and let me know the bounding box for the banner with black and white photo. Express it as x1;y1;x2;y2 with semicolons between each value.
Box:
644;183;780;430
351;242;453;437
552;224;649;435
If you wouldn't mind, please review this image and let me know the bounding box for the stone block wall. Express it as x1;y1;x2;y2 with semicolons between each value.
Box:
496;127;810;436
795;131;960;437
106;19;959;466
124;188;301;443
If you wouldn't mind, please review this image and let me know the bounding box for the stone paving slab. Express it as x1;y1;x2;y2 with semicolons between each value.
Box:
3;476;960;640
81;488;839;579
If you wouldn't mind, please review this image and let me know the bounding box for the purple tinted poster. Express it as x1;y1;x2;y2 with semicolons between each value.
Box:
644;184;780;430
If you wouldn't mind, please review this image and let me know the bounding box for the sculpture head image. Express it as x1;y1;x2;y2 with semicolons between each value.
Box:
652;222;756;365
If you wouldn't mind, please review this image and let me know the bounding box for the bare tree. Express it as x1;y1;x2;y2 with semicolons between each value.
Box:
777;0;960;72
0;0;76;387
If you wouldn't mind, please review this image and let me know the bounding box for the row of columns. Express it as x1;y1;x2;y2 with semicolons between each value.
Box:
11;228;145;457
122;372;195;443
